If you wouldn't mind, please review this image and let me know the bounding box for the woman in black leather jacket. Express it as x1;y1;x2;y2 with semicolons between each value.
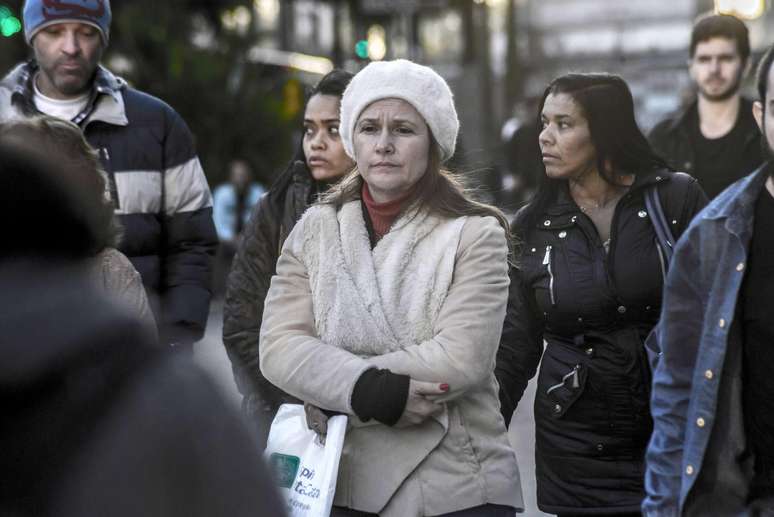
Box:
496;73;707;516
222;70;354;446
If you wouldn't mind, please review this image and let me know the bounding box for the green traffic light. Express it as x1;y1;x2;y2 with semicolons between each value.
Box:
355;40;369;59
0;5;21;37
1;16;20;37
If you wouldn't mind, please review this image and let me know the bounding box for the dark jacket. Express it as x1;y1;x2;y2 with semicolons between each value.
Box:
496;169;707;514
649;98;762;199
644;164;772;517
1;62;218;346
223;159;323;444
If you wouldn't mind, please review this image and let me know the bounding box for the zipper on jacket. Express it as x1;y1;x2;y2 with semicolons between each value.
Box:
99;147;120;209
655;239;667;282
543;245;556;306
546;364;581;395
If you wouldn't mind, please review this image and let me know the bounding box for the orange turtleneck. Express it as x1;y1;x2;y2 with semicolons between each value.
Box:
361;182;413;241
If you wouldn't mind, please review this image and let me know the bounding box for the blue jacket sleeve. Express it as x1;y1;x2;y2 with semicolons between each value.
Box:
643;235;704;516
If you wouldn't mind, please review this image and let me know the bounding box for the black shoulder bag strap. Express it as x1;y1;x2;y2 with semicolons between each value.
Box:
644;183;675;269
643;182;677;369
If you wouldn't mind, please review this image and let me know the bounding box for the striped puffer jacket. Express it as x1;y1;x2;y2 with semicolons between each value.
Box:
1;62;218;346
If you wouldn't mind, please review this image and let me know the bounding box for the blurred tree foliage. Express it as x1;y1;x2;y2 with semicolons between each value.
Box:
0;0;301;186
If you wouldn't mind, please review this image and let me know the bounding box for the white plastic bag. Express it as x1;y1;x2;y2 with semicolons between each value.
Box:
265;404;347;517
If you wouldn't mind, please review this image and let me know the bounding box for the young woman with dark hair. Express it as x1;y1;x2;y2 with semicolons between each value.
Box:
223;69;356;446
496;73;707;515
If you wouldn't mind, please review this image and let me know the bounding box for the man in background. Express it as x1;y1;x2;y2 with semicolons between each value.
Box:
0;0;217;348
650;13;762;199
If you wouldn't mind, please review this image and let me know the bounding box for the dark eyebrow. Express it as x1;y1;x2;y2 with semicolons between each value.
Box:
304;118;340;124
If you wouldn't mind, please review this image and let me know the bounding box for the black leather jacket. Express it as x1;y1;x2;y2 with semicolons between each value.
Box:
496;169;707;514
223;160;321;444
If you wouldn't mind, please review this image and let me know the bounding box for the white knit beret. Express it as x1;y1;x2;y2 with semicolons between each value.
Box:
340;59;459;163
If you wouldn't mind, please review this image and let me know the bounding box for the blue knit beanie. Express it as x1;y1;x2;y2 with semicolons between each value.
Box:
23;0;111;45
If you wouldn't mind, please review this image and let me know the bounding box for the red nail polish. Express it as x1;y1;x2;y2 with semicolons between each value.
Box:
440;383;449;392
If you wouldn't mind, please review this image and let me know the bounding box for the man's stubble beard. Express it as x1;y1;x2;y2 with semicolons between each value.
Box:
698;69;744;103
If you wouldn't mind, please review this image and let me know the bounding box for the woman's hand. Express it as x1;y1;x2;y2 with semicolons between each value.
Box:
395;380;448;427
304;402;329;444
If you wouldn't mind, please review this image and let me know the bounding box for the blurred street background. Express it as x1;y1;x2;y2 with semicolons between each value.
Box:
3;0;773;211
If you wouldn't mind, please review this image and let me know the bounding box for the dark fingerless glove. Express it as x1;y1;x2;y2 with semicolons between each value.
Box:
351;368;410;426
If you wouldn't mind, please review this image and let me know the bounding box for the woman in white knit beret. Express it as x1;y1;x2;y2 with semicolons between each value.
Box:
260;59;523;517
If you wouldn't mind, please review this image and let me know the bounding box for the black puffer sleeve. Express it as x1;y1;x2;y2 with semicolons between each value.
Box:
496;259;545;427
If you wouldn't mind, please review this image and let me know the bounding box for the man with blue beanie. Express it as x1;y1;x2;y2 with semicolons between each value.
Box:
0;0;218;350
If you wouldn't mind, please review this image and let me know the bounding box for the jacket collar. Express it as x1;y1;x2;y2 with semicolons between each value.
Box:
664;97;759;143
700;161;771;237
543;168;672;220
3;61;127;126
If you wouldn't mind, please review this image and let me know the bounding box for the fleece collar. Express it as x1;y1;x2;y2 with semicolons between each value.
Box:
3;60;127;127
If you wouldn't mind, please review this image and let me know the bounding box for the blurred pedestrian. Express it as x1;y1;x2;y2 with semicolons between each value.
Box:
0;0;218;349
223;69;355;445
0;140;284;517
496;73;707;516
500;96;542;210
260;59;523;517
213;159;264;246
650;13;763;199
644;44;774;516
0;115;156;340
212;159;264;294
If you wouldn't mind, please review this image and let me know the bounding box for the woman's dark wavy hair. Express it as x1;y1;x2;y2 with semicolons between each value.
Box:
516;73;669;240
266;69;355;200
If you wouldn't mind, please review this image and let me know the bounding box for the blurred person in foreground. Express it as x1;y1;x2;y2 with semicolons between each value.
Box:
496;73;706;516
212;159;264;294
0;140;284;517
0;115;156;339
0;0;218;348
644;44;774;517
649;13;762;199
259;59;523;516
223;69;355;446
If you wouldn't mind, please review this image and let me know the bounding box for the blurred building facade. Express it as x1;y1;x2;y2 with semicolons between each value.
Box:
246;0;773;163
246;0;498;170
